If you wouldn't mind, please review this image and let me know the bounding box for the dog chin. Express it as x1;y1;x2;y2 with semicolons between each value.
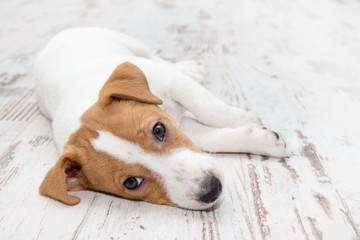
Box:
177;198;223;211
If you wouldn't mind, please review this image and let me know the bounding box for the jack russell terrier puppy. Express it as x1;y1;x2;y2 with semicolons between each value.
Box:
35;27;288;210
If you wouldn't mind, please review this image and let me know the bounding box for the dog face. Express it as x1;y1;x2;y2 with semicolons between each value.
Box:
39;62;223;210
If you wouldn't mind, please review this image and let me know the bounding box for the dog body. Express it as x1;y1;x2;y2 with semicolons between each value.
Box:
35;29;184;152
34;28;287;209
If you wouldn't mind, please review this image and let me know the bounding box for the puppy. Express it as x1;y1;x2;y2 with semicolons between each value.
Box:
34;27;287;210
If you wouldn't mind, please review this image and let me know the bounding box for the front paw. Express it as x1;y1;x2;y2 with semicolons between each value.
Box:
251;127;289;158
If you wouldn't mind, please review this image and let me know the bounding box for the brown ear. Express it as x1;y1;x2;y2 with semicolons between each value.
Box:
99;62;163;106
39;146;89;205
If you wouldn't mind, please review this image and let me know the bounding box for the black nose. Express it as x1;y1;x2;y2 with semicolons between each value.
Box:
199;176;222;203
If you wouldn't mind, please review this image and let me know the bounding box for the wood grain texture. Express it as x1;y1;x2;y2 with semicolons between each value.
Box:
1;0;360;239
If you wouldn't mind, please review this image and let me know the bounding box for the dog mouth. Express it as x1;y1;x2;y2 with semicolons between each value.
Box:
165;172;224;210
177;191;223;211
163;153;224;210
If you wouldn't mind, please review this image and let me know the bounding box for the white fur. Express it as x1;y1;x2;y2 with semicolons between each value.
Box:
34;27;287;156
91;130;223;209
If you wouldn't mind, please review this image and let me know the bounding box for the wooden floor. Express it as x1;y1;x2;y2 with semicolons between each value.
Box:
1;0;360;239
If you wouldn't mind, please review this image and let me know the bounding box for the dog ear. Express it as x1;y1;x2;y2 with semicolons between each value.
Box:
99;62;163;106
39;146;89;205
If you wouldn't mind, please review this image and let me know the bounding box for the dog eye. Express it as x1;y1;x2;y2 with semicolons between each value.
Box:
153;122;166;141
123;177;143;190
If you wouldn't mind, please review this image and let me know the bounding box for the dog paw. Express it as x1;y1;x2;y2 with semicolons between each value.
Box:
249;127;288;158
174;60;207;84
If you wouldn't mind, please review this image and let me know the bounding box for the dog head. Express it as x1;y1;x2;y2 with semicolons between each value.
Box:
39;62;223;210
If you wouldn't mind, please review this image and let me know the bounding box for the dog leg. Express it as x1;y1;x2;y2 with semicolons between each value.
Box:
150;57;207;84
181;117;288;158
170;74;258;128
173;60;207;84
